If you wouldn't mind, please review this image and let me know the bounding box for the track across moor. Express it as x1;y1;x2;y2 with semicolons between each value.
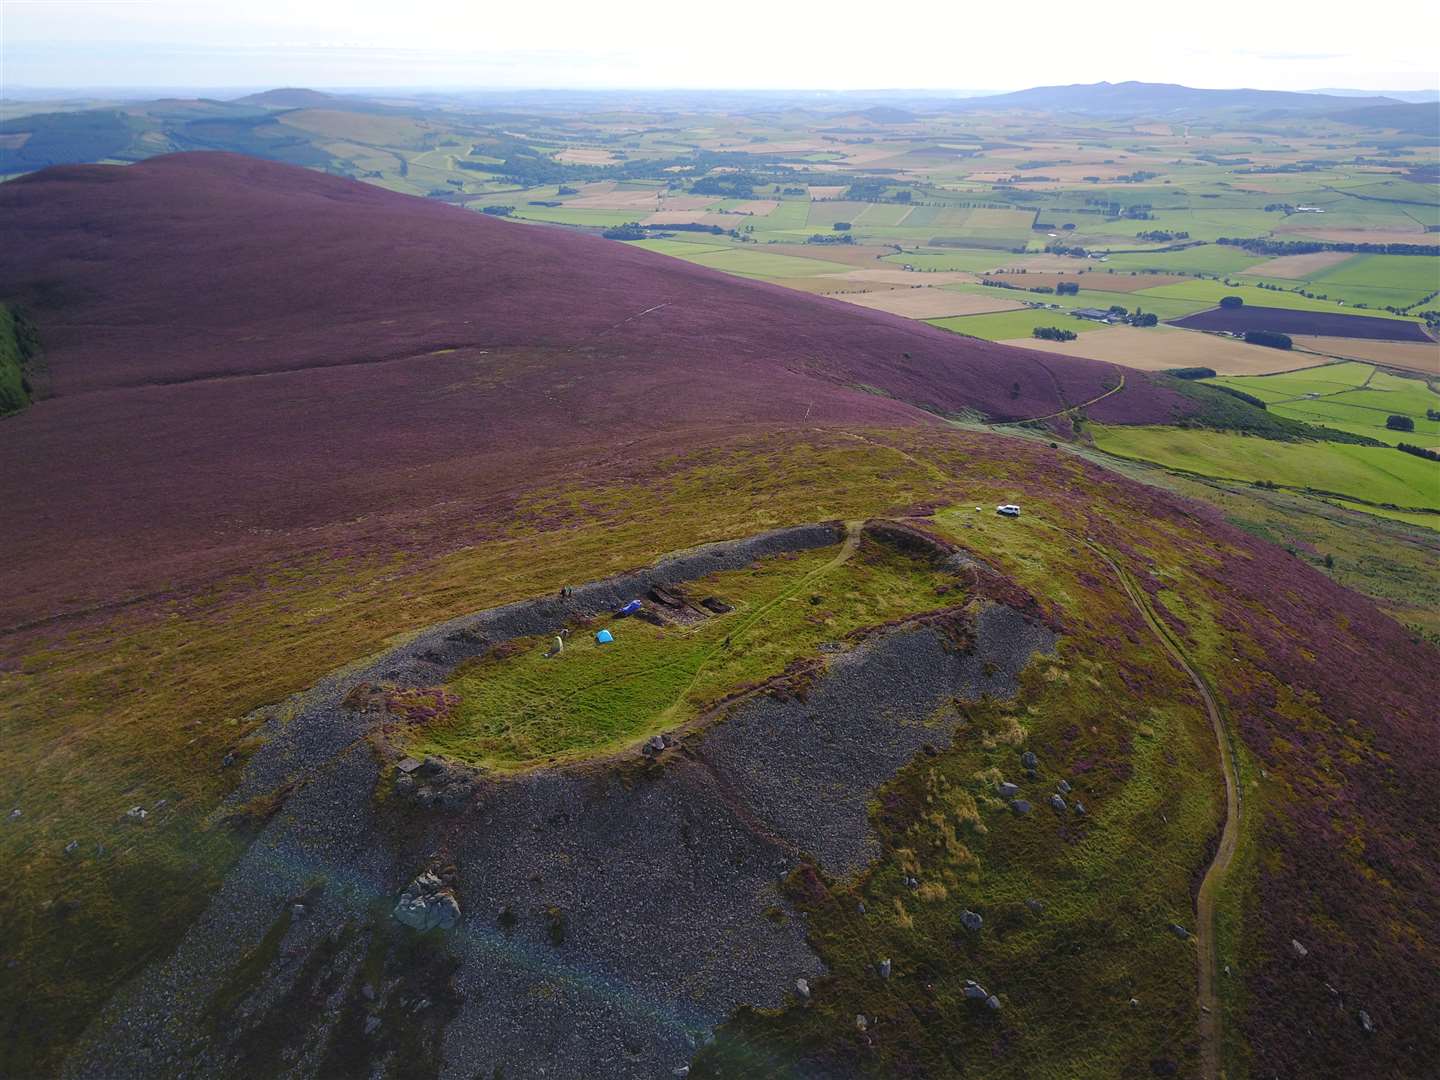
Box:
1088;542;1241;1080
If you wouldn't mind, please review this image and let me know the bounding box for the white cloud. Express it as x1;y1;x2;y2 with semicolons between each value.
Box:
3;0;1437;91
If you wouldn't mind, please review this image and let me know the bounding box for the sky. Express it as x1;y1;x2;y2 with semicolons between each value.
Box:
3;0;1438;94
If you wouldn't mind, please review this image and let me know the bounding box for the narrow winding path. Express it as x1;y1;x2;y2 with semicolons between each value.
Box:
991;370;1127;425
1088;542;1241;1080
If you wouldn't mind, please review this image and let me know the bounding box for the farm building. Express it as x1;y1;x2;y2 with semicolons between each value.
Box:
1072;308;1118;322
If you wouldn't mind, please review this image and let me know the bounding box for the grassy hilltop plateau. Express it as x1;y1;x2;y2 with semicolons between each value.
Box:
1;83;1438;1080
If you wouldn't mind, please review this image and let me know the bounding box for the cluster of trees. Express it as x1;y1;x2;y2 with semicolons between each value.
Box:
1136;230;1189;242
1055;281;1080;295
1219;296;1245;309
1234;162;1329;174
1209;384;1269;409
480;205;514;217
1045;243;1090;257
1397;442;1440;462
1169;367;1218;380
0;305;41;416
601;222;647;240
693;172;762;198
832;222;852;232
1385;415;1415;432
1032;326;1077;342
843;179;891;200
1218;237;1440;257
1244;330;1293;349
601;222;730;240
805;233;854;245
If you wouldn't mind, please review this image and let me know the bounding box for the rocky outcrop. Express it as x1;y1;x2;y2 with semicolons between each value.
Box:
393;871;461;932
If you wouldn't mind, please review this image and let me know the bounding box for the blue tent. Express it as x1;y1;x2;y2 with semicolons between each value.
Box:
595;629;614;644
617;600;643;616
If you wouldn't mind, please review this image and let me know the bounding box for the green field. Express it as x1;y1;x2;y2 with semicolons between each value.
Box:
1136;279;1421;321
1206;363;1440;445
1233;253;1440;312
407;540;954;770
929;308;1111;341
950;283;1208;322
624;238;734;257
1;304;34;415
681;247;856;278
1306;254;1440;308
1090;247;1269;275
1090;425;1440;510
507;205;638;227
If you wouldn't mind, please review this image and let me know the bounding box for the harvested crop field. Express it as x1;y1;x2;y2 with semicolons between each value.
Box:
1244;251;1357;279
554;147;621;165
1169;305;1435;343
834;287;1024;319
1290;335;1440;374
843;268;977;286
756;276;900;296
1003;325;1330;375
723;200;778;216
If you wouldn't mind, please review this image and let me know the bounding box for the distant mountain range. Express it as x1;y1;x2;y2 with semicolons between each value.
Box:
1311;87;1440;103
954;80;1420;115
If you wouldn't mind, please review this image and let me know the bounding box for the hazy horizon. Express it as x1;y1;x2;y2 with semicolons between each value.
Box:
5;0;1437;94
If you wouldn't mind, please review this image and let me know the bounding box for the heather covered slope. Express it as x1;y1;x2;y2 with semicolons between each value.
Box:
0;153;1187;627
0;153;1169;411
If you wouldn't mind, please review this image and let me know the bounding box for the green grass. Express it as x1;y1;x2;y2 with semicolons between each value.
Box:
806;200;871;227
680;248;855;278
752;199;810;232
950;283;1208;322
694;502;1223;1079
1331;500;1440;531
1089;425;1440;510
1092;246;1268;275
928;308;1110;341
1206;364;1440;445
1306;253;1440;307
0;304;37;415
624;238;734;257
507;206;639;227
1136;279;1421;321
408;540;954;770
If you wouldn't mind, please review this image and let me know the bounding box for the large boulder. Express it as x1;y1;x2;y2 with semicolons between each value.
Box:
394;870;462;932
